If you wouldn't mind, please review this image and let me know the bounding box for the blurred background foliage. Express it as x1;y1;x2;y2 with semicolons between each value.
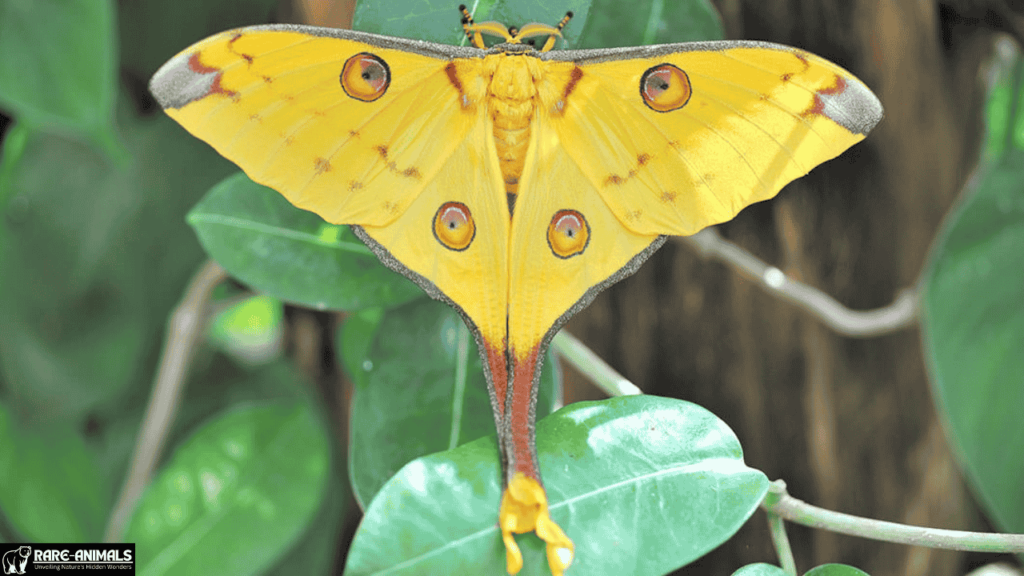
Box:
0;0;1022;575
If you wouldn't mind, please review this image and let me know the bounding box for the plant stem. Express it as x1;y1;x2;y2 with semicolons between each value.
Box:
551;331;642;397
763;480;1024;554
682;228;918;337
766;504;798;576
103;260;227;542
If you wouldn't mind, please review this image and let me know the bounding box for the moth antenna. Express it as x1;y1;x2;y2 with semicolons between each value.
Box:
459;4;474;25
538;10;574;52
555;11;574;33
460;5;486;47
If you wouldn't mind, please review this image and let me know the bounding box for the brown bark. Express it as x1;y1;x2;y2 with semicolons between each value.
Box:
563;1;1004;574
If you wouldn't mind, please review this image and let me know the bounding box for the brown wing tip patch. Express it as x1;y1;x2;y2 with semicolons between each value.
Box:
150;50;234;109
802;72;883;135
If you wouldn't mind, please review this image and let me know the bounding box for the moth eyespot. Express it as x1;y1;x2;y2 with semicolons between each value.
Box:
547;210;589;259
433;202;475;251
640;63;690;112
341;53;390;102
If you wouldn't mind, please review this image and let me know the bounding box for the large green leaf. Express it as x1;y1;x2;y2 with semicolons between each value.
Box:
125;402;329;576
345;395;768;575
343;298;561;508
921;59;1024;535
0;400;108;542
577;0;722;48
188;173;423;311
0;0;118;151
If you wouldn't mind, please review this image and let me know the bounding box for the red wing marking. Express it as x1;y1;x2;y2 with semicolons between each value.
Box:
603;153;653;187
803;75;847;119
314;158;331;175
374;144;422;180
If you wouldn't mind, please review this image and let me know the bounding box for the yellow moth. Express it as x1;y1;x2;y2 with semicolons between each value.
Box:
150;7;882;575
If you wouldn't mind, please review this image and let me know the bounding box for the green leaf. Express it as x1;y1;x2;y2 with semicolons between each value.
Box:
125;402;329;576
345;298;561;508
345;395;768;575
921;59;1024;536
0;101;236;421
354;0;593;48
337;307;386;389
188;173;424;311
0;401;108;542
577;0;722;48
804;565;870;576
265;472;348;576
0;0;119;151
731;564;788;576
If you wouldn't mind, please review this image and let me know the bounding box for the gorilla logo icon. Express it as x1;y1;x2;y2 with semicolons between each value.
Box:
1;546;29;575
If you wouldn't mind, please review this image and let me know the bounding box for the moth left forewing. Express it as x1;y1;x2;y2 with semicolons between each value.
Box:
150;25;486;228
541;41;882;237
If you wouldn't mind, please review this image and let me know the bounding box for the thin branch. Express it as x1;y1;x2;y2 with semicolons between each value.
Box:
550;331;642;397
763;480;1024;554
681;228;918;338
104;260;227;542
766;505;798;576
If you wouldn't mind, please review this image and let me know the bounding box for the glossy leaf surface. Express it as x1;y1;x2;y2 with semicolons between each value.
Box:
187;173;424;311
921;56;1024;535
125;402;328;576
345;395;767;575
